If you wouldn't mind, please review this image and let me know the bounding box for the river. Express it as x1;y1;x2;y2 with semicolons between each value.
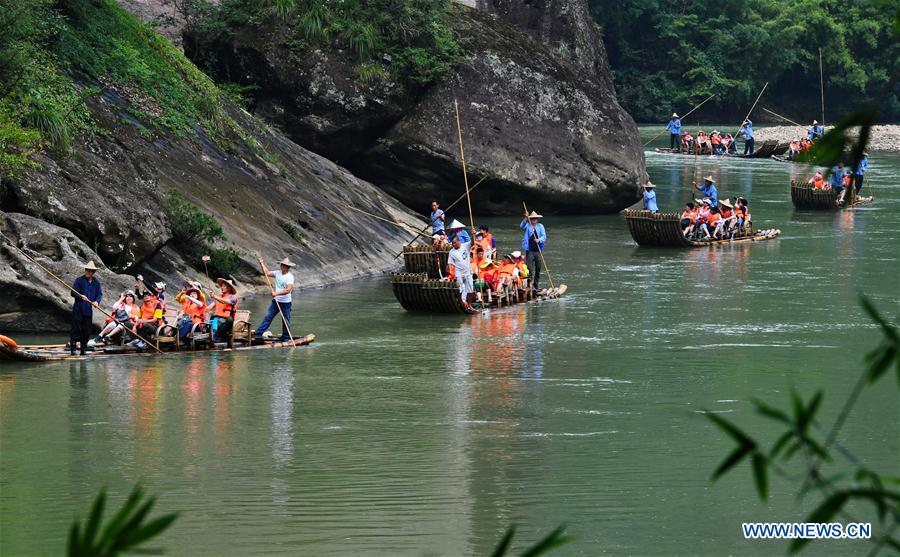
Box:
1;128;897;556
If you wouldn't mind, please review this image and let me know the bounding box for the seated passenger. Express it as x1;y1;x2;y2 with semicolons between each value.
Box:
128;291;164;348
478;224;496;252
432;231;447;246
471;247;496;304
681;132;693;152
707;206;724;239
809;171;827;189
737;197;752;229
788;140;799;159
696;202;712;238
175;286;206;340
208;278;238;342
93;291;138;345
680;202;696;237
719;200;738;236
512;250;529;289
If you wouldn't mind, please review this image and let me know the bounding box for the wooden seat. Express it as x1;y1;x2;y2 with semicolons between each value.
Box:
231;311;252;348
188;322;212;350
154;324;179;351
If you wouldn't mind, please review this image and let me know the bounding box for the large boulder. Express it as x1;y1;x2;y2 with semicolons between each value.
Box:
184;3;645;215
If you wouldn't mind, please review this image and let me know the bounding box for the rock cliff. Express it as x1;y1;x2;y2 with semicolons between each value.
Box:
184;2;645;215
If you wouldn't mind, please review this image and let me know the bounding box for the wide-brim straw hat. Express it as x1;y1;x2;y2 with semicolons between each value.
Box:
83;260;98;271
528;211;543;219
704;175;715;182
511;250;522;258
188;280;203;290
672;113;679;118
216;277;237;294
813;120;818;124
447;219;466;230
278;257;296;267
644;181;655;188
720;199;734;209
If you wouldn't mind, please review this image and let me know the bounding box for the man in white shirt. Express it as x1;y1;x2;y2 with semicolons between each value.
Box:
254;257;296;341
447;234;474;310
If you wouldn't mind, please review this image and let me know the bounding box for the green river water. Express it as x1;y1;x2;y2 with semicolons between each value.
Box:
1;127;898;556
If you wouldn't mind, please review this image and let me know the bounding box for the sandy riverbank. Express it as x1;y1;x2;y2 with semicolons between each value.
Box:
755;124;900;153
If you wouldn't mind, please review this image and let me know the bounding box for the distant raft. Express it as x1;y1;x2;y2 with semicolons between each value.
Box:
391;245;566;314
790;180;874;210
623;210;780;248
654;140;787;159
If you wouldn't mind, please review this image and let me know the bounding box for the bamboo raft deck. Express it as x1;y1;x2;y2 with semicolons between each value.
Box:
790;180;874;210
654;140;787;159
0;334;316;363
623;210;781;248
393;245;566;314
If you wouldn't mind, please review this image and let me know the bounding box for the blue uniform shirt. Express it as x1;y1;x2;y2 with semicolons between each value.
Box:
830;167;844;188
72;275;103;316
450;228;470;244
808;125;825;140
855;156;868;175
666;118;681;134
697;183;718;207
520;221;546;251
430;209;445;233
739;121;754;139
643;189;658;212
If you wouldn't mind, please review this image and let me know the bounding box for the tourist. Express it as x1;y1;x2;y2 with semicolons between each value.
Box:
696;130;711;155
696;201;711;238
681;131;693;153
498;254;520;293
208;278;238;342
707;206;724;239
93;290;138;345
134;275;167;315
666;113;681;150
129;290;164;348
853;152;869;194
432;232;447;246
710;131;722;155
520;210;547;291
737;197;752;229
809;171;826;190
479;224;496;252
473;230;494;260
719;199;738;236
174;286;206;340
738;119;754;154
446;219;470;244
807;120;825;140
721;133;733;154
680;202;696;237
447;233;474;309
471;247;495;305
429;201;445;236
695;176;719;207
788;140;799;159
254;257;296;341
70;260;103;355
642;182;658;212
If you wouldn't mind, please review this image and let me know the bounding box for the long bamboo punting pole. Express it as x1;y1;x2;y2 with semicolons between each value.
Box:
819;48;825;126
1;235;162;353
762;107;803;127
732;82;768;147
344;205;431;239
393;175;488;258
643;94;715;147
453;100;476;233
257;257;295;344
522;202;555;291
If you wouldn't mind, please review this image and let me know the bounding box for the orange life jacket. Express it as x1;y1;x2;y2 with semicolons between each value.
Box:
721;207;733;218
697;208;710;223
180;298;205;324
681;210;693;221
213;296;237;320
708;213;721;225
734;206;747;219
842;173;852;186
813;177;826;189
139;297;163;326
499;261;517;277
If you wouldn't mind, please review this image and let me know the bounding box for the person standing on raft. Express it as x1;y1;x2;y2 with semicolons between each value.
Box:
520;211;547;291
643;182;658;213
70;260;103;355
696;176;719;207
254;257;296;341
666;113;681;150
738;119;755;155
447;233;474;311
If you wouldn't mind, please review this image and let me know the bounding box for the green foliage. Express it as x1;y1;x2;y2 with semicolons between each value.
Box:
67;485;177;557
705;295;900;554
590;0;900;122
491;525;572;556
355;63;387;86
205;247;241;277
165;189;224;244
0;107;41;177
218;82;260;109
192;0;462;90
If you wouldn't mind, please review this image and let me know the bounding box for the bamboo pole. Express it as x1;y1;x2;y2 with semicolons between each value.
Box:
762;107;803;127
522;202;554;291
257;257;295;344
394;176;488;258
453;99;485;312
1;235;163;353
733;82;768;150
643;94;715;147
819;48;825;126
344;205;431;240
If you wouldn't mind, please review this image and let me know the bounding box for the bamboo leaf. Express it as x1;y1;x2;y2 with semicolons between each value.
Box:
799;470;849;496
705;412;756;447
865;344;897;384
789;388;803;423
788;492;849;554
712;445;753;481
768;431;793;460
859;295;899;342
751;399;790;424
752;453;768;501
67;520;81;557
797;391;823;434
491;526;516;557
118;513;179;551
81;489;106;554
99;485;144;546
520;525;572;557
108;498;156;552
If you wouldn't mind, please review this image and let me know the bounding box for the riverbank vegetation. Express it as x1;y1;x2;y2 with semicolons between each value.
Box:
590;0;899;123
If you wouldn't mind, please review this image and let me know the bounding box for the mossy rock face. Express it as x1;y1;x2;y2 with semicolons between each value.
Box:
185;2;645;215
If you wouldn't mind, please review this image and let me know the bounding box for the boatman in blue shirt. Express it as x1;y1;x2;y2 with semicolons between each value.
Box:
71;260;103;355
738;119;754;154
830;163;845;191
666;113;681;150
520;210;547;291
643;181;658;212
429;201;445;235
446;219;470;244
696;176;719;207
853;152;869;194
807;120;825;140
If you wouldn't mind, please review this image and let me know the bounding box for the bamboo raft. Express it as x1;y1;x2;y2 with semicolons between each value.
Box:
654;140;787;159
0;334;316;363
623;210;781;247
392;245;566;314
790;180;874;210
